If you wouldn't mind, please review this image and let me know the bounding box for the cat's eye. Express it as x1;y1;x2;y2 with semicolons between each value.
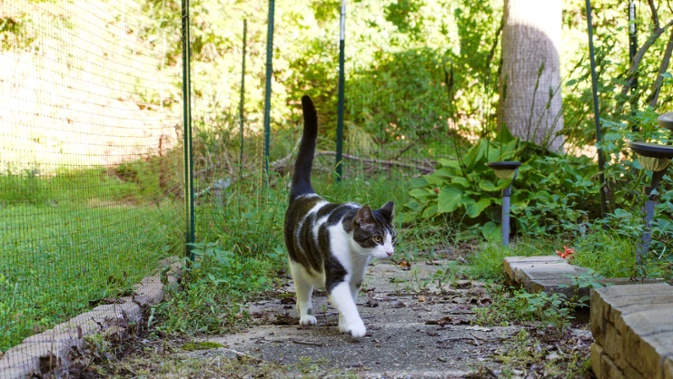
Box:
373;235;382;243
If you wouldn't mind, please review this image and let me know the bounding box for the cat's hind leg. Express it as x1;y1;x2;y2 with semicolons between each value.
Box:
290;263;317;325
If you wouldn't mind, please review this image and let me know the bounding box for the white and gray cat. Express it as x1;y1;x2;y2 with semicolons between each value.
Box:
283;95;396;338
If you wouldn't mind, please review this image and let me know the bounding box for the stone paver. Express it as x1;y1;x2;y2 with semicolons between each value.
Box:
503;256;661;301
591;282;673;379
503;256;592;299
504;256;672;379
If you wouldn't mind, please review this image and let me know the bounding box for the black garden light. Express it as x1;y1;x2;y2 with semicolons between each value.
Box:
486;161;521;246
627;112;673;262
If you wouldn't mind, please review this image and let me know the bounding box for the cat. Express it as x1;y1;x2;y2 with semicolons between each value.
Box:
283;95;396;338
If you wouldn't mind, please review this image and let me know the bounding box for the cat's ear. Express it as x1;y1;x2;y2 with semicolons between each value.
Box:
355;205;374;225
379;201;394;222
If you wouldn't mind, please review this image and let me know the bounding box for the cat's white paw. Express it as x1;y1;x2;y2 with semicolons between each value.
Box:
299;315;317;325
339;319;366;338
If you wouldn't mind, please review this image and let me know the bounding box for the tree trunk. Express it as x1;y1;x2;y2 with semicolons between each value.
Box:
499;0;564;152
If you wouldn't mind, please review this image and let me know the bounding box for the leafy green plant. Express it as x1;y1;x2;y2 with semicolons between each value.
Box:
474;284;570;332
402;128;520;231
570;228;638;278
154;242;277;336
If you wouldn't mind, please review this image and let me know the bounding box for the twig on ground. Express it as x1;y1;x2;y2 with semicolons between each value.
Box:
226;348;263;363
292;339;325;347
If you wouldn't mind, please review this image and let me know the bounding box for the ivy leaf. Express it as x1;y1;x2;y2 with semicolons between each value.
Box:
437;186;463;213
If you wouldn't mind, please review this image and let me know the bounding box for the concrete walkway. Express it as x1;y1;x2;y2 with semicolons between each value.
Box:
197;261;512;378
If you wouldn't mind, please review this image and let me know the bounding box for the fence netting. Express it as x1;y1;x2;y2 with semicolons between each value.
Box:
0;0;184;373
1;0;468;375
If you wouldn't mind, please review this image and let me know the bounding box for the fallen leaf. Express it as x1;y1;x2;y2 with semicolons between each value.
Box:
391;300;406;308
398;260;412;271
273;314;299;325
425;316;470;326
453;280;472;289
546;352;559;360
280;297;295;304
365;291;379;307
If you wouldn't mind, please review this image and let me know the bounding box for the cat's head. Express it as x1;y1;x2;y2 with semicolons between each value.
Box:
351;201;396;259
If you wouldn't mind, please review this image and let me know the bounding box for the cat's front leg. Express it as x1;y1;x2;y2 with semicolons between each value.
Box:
329;281;366;337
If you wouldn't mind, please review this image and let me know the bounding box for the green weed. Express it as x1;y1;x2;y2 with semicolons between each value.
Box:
473;284;570;332
467;239;552;280
153;242;279;336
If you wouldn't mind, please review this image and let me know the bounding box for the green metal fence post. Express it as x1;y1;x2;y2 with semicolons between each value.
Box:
239;19;247;182
585;0;607;219
263;0;275;178
181;0;195;259
628;0;639;132
335;0;346;181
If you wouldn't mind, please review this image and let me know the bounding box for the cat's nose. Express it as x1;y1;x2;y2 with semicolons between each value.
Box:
386;251;393;257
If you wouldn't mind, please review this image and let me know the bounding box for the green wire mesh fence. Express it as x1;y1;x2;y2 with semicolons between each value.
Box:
0;0;185;369
0;0;464;375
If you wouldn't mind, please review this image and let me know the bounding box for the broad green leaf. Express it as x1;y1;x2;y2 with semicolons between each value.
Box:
451;176;471;187
425;173;447;185
409;177;428;188
481;221;501;243
409;188;435;200
433;167;458;179
478;179;509;192
531;190;552;201
437;158;461;169
437;186;463;213
466;197;492;218
422;204;438;219
462;140;488;169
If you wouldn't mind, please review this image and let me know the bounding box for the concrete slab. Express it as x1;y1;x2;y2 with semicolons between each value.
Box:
503;256;662;302
503;255;594;299
178;261;526;378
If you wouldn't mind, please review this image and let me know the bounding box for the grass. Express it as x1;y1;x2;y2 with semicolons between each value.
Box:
0;167;184;352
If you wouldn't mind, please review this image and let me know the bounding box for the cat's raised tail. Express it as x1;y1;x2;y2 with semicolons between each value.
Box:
290;95;318;202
